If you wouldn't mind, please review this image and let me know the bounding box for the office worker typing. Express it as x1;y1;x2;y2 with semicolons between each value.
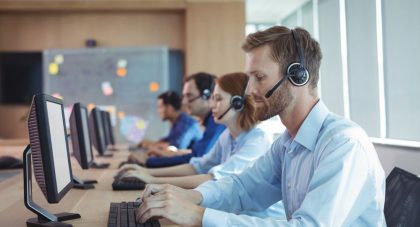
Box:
118;73;275;192
137;90;203;151
134;26;386;226
129;73;225;168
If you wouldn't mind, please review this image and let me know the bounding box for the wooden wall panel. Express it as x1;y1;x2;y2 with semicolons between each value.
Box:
0;12;185;51
186;1;245;76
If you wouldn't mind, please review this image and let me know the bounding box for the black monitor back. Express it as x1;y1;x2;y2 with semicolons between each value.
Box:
101;110;115;146
70;103;94;169
89;107;107;155
27;94;73;203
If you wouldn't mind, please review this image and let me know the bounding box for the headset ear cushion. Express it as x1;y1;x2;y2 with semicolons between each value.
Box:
287;62;309;86
201;89;211;100
231;95;244;111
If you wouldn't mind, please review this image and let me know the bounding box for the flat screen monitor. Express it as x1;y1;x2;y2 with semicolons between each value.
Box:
24;93;80;226
89;107;107;156
101;110;115;146
69;103;94;169
27;94;73;202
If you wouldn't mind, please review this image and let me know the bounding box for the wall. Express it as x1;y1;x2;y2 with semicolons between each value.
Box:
0;105;29;139
186;1;245;76
0;0;246;76
0;11;185;51
0;0;246;139
376;145;420;176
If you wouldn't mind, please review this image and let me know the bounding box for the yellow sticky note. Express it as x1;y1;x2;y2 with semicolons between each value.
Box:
136;120;145;129
49;63;59;75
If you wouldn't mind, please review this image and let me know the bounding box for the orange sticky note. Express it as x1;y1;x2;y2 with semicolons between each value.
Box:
149;82;159;92
117;67;127;77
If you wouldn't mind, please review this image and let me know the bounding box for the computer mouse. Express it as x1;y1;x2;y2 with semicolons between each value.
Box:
0;156;23;169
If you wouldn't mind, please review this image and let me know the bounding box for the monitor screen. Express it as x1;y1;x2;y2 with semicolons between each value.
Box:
80;107;92;163
46;101;72;193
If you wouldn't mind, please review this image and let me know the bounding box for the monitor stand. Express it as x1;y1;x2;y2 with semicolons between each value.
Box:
23;145;81;227
108;145;119;151
73;176;96;189
97;152;113;158
90;160;110;169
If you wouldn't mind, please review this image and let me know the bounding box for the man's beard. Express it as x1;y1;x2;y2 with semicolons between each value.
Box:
255;83;293;121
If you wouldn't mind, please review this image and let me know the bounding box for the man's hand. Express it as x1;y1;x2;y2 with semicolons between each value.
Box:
146;147;176;158
142;184;203;205
136;184;205;226
120;169;155;183
128;152;149;165
116;163;148;177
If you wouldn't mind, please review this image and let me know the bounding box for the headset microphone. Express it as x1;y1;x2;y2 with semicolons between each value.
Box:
217;106;232;120
187;95;201;103
264;74;290;98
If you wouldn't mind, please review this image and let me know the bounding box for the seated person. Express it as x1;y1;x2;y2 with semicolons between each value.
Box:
129;73;225;168
139;90;203;151
132;26;386;226
119;72;273;189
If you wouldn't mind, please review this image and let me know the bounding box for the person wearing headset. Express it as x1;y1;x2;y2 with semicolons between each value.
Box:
128;72;226;167
118;72;274;190
136;90;203;151
134;26;386;226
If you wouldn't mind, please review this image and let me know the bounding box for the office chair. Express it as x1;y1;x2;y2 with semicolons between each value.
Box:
384;167;420;227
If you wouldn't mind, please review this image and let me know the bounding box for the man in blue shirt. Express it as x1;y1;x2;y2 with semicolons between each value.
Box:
130;73;225;168
137;90;202;150
135;26;386;226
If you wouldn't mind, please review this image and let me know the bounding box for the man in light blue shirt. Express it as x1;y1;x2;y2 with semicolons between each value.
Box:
135;26;386;226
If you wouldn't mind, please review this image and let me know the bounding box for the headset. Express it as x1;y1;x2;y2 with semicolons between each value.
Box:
265;29;310;98
187;75;214;102
217;78;248;120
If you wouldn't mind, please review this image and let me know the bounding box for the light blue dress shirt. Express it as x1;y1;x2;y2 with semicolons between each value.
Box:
190;126;272;180
195;101;386;226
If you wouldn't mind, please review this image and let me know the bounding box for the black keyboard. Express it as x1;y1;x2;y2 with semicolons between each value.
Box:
112;177;146;190
108;202;160;227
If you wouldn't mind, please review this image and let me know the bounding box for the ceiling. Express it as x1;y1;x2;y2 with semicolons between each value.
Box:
246;0;310;24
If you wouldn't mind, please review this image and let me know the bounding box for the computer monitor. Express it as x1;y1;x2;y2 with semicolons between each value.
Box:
24;93;81;227
100;110;110;146
101;110;117;149
69;103;110;171
70;103;94;169
89;107;112;157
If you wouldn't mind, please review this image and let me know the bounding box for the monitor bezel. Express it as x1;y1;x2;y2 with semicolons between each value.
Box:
34;94;74;203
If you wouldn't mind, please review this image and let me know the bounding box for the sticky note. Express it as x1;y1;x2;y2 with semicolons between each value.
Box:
149;82;159;92
136;120;145;129
87;103;96;112
117;67;127;77
117;59;127;68
49;63;59;75
118;111;126;119
101;81;114;96
54;55;64;64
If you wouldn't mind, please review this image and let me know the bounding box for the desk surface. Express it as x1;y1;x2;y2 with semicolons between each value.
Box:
0;145;176;227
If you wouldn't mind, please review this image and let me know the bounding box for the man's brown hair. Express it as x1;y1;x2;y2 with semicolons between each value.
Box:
216;72;257;131
242;26;322;89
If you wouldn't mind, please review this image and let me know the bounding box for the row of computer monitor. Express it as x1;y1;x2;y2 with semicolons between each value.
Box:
24;93;117;226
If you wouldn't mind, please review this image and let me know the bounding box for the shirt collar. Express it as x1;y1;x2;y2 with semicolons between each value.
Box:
293;100;329;151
